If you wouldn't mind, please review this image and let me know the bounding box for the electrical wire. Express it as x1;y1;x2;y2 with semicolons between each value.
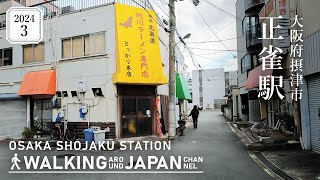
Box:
131;0;168;30
193;54;236;63
153;0;169;17
188;36;244;44
188;0;236;58
189;47;247;52
203;0;242;21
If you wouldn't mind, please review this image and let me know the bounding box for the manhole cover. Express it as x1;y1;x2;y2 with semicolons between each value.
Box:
57;154;75;158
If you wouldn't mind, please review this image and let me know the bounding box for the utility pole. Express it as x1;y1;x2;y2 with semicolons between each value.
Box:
168;0;176;139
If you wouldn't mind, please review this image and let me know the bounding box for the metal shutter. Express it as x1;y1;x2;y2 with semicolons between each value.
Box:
0;100;27;139
249;99;260;123
308;74;320;152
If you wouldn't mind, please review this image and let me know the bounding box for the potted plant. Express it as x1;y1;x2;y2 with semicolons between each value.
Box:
22;127;35;139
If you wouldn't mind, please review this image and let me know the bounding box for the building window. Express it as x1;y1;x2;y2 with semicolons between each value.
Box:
242;16;259;34
241;54;259;73
241;54;251;73
62;32;105;59
23;43;45;64
0;48;13;67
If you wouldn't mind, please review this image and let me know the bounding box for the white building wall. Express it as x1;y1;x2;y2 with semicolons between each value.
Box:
228;70;238;86
236;0;248;95
157;25;169;96
0;5;117;124
52;5;117;123
192;68;225;109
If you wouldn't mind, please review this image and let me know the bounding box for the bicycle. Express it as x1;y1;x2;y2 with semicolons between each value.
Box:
250;113;295;140
273;112;295;137
250;118;272;140
50;121;77;141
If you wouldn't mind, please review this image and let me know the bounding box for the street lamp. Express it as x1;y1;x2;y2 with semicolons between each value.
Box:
175;33;191;46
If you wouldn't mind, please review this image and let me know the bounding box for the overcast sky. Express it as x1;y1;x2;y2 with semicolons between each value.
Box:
152;0;238;72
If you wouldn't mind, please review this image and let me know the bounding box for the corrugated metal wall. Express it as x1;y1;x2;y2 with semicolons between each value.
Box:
249;99;260;123
0;100;26;139
307;74;320;152
303;31;320;76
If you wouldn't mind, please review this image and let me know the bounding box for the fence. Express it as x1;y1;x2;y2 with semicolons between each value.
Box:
0;0;156;28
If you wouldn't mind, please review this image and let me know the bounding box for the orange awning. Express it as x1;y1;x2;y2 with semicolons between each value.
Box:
245;65;273;90
18;70;56;95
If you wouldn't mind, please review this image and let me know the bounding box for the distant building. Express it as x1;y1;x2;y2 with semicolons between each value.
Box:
224;71;238;96
191;68;225;109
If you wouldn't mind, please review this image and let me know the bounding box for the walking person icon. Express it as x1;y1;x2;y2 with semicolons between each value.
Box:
11;153;21;170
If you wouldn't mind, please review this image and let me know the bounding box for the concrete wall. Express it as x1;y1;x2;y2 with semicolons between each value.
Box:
192;68;225;109
0;0;25;14
157;25;169;96
236;0;247;95
0;5;117;124
52;5;116;123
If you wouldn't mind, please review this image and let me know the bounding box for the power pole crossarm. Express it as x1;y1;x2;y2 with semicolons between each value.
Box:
168;0;176;139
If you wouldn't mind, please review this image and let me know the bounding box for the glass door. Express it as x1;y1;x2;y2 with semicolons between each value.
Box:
121;98;137;138
137;98;152;136
32;99;52;135
121;97;152;138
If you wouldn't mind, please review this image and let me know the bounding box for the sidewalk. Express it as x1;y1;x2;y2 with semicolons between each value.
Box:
225;118;320;180
227;121;301;151
262;149;320;180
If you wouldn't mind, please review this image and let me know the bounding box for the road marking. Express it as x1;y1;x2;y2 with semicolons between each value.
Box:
192;141;197;144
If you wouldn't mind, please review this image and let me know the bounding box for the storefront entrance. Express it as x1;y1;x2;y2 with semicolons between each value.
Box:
121;97;152;138
31;99;52;135
117;85;156;138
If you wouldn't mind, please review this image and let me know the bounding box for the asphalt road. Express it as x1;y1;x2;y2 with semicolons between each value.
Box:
0;110;273;180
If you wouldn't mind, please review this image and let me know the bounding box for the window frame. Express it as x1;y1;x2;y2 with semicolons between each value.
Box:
241;53;260;74
61;31;106;60
0;48;13;67
23;43;45;64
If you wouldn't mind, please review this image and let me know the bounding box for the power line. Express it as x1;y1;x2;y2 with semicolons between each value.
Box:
189;47;246;52
203;0;242;21
131;0;168;30
152;0;169;17
193;54;237;63
188;0;236;58
188;36;244;44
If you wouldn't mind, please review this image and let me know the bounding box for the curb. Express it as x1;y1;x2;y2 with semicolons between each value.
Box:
226;122;301;151
249;151;295;180
226;121;295;179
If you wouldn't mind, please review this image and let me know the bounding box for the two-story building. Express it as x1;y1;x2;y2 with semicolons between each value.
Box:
0;0;190;140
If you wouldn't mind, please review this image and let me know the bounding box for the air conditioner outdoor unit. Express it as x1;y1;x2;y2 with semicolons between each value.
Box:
61;6;74;14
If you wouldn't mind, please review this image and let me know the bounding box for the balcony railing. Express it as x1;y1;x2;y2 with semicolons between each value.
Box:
31;0;153;17
245;0;265;13
0;0;155;28
246;24;262;49
0;0;25;5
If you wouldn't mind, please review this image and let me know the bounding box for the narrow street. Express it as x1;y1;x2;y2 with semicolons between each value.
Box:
0;110;272;180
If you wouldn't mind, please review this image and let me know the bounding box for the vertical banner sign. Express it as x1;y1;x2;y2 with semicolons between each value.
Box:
113;3;167;85
275;0;290;49
6;7;43;44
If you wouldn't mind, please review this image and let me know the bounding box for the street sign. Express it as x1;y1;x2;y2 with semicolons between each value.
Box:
6;7;43;44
